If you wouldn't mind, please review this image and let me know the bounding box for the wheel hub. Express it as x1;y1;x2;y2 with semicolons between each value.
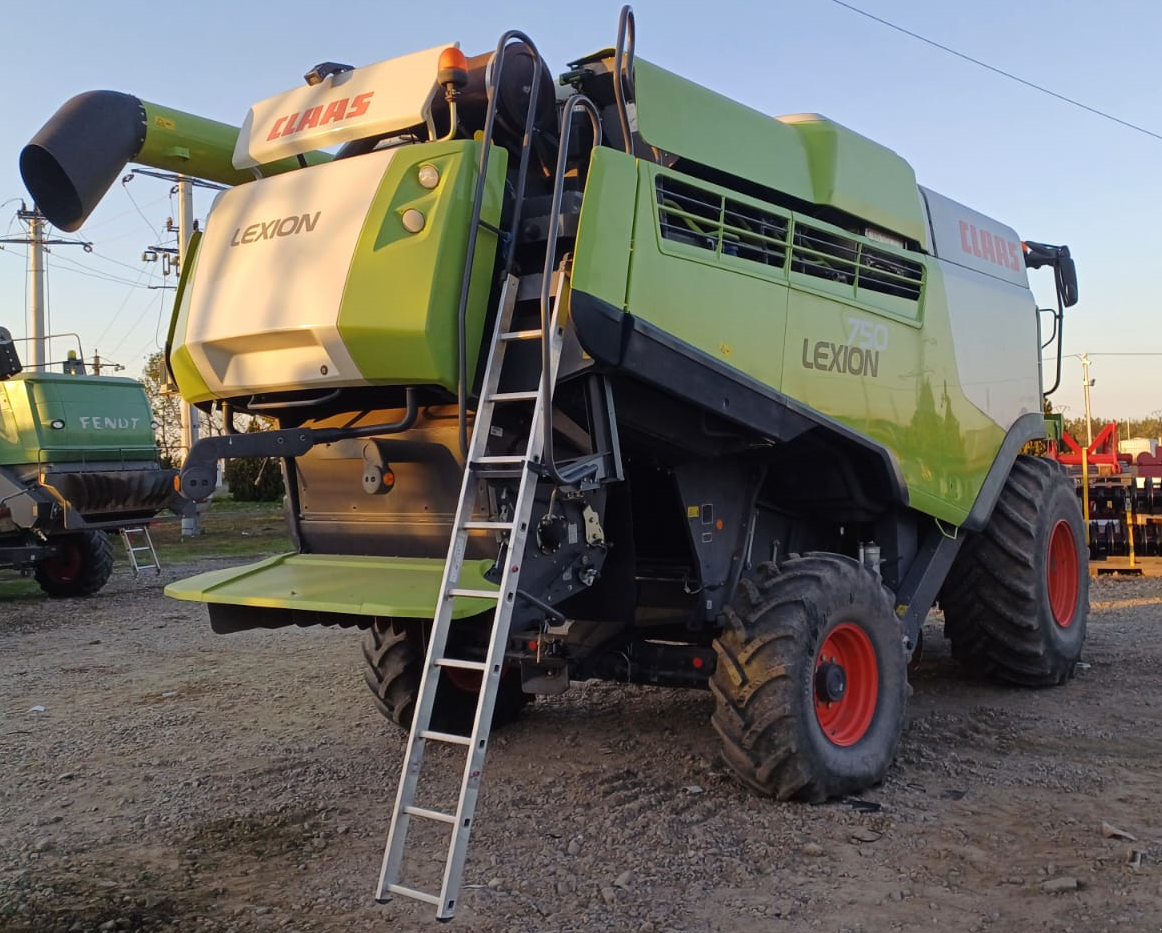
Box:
1047;519;1079;628
814;660;847;703
814;622;879;747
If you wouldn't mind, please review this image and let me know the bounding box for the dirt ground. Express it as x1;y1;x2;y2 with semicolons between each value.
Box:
3;558;1162;933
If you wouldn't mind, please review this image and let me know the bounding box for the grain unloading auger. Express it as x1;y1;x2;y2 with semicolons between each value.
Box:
23;6;1084;920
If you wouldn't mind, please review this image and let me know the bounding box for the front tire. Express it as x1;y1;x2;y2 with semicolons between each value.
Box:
35;531;114;598
941;455;1088;686
362;618;531;734
710;554;908;802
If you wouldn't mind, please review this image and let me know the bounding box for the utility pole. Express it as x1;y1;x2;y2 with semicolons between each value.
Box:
1080;353;1093;543
129;168;222;535
0;204;91;370
1081;353;1094;448
176;177;202;536
26;209;45;370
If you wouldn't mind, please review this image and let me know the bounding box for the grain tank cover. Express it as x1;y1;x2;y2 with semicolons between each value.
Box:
777;113;928;249
233;44;454;169
631;59;816;206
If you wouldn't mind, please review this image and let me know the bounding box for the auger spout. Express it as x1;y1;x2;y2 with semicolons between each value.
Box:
20;91;331;231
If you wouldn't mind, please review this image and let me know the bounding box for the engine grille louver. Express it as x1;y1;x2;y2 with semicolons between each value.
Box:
656;175;924;305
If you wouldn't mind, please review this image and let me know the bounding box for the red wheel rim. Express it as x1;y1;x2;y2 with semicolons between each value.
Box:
41;541;83;585
1047;519;1079;628
814;623;878;747
445;668;483;694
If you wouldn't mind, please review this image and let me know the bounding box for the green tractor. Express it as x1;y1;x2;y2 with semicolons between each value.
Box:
23;6;1084;917
0;330;184;596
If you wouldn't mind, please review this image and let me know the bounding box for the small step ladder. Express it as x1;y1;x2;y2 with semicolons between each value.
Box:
119;525;160;575
375;271;566;919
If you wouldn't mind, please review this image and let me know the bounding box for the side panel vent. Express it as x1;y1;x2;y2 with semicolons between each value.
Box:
791;221;924;302
654;171;925;315
656;176;788;271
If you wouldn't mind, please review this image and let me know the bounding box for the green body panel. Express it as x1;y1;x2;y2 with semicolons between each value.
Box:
164;553;497;620
632;61;927;246
779;261;1003;525
338;140;508;390
778;114;928;249
569;148;638;309
1044;413;1064;443
625;163;790;391
166;230;213;402
0;374;159;466
615;160;1003;525
138;101;330;186
633;59;814;205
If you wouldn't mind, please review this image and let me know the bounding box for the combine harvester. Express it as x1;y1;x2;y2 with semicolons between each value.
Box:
23;6;1084;918
0;329;183;593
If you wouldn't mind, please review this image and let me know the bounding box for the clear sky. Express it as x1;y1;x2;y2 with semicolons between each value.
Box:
3;0;1159;423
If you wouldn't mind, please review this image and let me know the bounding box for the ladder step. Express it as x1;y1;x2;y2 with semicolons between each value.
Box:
384;883;441;908
500;328;544;341
404;805;457;825
419;729;473;746
487;390;539;403
435;657;489;673
461;519;514;531
470;455;527;478
446;588;499;601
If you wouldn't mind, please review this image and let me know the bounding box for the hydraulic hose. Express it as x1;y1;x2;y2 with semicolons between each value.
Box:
21;91;331;232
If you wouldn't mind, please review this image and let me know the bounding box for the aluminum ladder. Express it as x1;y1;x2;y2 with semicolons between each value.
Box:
119;525;160;575
376;270;566;919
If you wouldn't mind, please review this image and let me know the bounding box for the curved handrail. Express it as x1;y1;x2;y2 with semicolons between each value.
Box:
612;5;637;155
456;31;547;457
538;93;603;487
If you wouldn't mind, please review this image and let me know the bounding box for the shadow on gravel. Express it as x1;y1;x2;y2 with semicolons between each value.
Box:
0;872;187;933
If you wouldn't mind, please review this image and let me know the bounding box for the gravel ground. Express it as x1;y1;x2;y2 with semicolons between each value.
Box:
3;560;1162;933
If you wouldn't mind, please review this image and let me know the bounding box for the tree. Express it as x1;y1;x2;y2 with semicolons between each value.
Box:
223;418;286;501
1061;414;1162;447
141;351;224;468
141;351;182;467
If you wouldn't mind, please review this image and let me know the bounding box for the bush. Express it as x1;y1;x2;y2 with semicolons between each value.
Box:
223;455;285;502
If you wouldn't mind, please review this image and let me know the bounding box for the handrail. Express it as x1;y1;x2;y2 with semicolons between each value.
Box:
456;31;547;457
539;94;603;487
612;5;637;155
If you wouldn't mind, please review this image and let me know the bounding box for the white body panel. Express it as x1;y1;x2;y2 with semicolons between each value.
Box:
920;186;1039;429
939;258;1041;431
183;149;398;396
921;186;1029;290
233;45;452;169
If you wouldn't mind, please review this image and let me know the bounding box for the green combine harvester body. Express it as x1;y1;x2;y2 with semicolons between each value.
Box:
22;8;1085;918
0;333;183;595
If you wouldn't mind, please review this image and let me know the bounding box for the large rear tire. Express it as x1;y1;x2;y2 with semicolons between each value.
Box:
35;531;114;598
941;455;1088;686
710;554;908;802
361;618;531;734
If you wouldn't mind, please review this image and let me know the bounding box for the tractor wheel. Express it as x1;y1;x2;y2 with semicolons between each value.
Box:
941;455;1088;686
710;554;908;802
361;618;531;734
35;531;115;598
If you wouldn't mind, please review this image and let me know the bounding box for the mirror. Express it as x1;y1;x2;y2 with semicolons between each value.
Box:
1055;251;1079;307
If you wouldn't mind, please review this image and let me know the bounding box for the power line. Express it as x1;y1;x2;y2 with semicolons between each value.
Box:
827;0;1162;143
1060;352;1162;359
